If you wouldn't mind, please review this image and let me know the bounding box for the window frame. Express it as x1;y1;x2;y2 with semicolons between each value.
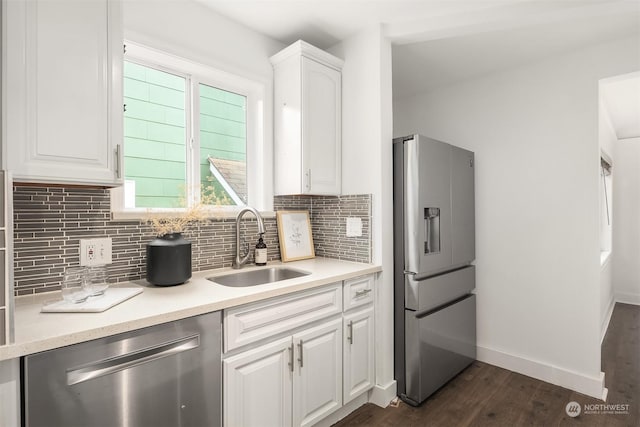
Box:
599;152;613;265
111;41;271;218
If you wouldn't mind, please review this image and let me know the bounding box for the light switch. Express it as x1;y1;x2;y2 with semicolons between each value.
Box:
346;217;362;237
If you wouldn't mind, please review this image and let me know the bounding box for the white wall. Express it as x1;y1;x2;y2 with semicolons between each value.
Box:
598;96;616;337
124;0;282;82
613;137;640;305
394;36;639;398
328;26;396;406
600;259;614;340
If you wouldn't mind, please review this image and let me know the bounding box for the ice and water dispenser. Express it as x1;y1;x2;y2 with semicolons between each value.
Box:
424;207;440;254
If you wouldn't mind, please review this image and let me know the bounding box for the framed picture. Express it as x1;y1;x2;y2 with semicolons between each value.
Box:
276;210;315;262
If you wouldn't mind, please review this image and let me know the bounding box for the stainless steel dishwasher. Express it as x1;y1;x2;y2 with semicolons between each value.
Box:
23;311;221;427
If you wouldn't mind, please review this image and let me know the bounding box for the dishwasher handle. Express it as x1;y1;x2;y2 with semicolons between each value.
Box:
67;335;200;386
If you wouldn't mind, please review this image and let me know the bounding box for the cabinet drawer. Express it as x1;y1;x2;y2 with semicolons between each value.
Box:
343;275;374;311
224;283;342;352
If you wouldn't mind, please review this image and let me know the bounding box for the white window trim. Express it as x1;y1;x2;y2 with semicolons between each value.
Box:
111;41;273;219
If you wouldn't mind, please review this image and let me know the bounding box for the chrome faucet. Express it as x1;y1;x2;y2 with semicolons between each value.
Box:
233;207;266;269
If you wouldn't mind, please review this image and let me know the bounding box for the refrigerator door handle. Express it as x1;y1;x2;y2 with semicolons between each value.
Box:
404;271;417;276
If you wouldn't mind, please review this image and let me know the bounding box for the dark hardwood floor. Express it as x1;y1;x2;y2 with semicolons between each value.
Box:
334;303;639;427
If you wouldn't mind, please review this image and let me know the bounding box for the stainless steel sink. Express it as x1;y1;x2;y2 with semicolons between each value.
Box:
207;267;310;287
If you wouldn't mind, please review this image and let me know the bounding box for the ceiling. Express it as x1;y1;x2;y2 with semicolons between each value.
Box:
195;0;526;49
196;1;639;94
195;0;640;137
391;3;640;96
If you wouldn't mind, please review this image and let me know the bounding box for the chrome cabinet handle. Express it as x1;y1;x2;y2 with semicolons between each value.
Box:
347;321;354;345
288;345;294;372
355;289;372;298
306;169;311;191
297;340;304;368
114;144;122;179
67;335;199;386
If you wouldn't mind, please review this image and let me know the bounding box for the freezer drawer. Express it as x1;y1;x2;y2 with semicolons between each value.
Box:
23;312;222;427
403;294;476;406
405;265;475;312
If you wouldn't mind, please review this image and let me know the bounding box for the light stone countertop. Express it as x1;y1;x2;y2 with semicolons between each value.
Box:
0;257;381;361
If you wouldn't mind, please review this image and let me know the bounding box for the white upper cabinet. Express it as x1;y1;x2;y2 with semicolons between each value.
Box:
271;41;342;195
3;0;123;186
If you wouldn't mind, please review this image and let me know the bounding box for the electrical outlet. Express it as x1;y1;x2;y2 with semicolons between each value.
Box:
80;238;113;266
346;217;363;237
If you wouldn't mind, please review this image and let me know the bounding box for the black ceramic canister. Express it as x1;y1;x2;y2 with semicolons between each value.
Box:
146;233;192;286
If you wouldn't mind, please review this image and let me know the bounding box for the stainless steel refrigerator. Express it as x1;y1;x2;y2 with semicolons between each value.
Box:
393;134;476;406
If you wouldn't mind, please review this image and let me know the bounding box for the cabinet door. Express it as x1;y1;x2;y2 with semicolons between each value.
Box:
224;337;293;427
301;57;341;195
273;54;303;195
343;306;375;404
4;0;122;186
293;317;342;427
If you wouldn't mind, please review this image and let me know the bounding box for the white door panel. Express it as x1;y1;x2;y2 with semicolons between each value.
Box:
224;337;293;427
293;318;342;427
343;306;375;404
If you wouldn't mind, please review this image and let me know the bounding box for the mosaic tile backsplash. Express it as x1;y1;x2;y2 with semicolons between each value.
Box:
13;186;371;296
277;195;372;262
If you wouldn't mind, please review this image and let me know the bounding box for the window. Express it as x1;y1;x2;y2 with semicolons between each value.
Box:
198;84;248;206
600;154;612;263
113;42;269;215
123;63;189;208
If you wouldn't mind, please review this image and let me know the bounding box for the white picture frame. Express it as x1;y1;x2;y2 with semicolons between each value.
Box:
276;210;315;262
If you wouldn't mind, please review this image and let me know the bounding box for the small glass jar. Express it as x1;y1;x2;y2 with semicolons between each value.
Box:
61;266;90;303
85;266;109;296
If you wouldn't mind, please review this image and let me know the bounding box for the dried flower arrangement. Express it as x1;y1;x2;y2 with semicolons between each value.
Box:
146;182;232;237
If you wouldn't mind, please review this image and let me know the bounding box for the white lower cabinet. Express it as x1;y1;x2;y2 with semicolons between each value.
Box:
223;275;376;427
223;337;293;427
343;306;375;404
224;318;342;427
293;319;343;427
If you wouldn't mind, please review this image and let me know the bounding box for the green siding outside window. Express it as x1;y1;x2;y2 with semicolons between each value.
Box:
199;83;247;204
123;61;247;208
123;61;186;208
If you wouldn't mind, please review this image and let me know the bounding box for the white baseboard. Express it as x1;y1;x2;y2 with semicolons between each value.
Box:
601;297;615;343
312;381;397;427
615;292;640;306
368;380;397;408
477;345;606;400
